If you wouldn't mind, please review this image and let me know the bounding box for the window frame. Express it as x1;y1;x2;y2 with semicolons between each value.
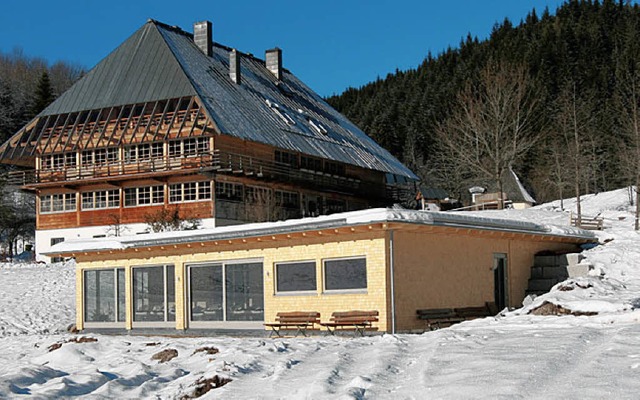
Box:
322;256;368;293
131;264;175;327
83;267;126;328
123;185;165;207
80;190;120;211
40;193;77;214
274;260;317;295
169;181;212;203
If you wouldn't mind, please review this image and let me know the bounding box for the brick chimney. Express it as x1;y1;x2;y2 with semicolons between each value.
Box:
193;21;213;56
229;49;241;84
265;48;282;80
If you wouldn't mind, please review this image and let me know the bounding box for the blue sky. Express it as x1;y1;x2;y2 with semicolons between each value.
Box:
1;0;567;97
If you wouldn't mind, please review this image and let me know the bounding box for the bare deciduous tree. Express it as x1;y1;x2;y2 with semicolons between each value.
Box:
615;67;640;230
144;207;200;233
553;82;598;225
436;61;540;209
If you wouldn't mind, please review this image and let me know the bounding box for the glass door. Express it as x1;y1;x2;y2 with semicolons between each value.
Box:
188;261;264;325
225;262;264;321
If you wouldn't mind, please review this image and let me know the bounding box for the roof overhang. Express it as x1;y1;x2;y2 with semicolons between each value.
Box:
48;208;598;258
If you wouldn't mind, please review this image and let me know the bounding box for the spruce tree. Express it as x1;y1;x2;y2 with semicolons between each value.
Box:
30;71;54;117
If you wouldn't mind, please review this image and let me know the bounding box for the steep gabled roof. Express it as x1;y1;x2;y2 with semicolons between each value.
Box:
476;166;536;204
40;21;196;116
2;20;417;180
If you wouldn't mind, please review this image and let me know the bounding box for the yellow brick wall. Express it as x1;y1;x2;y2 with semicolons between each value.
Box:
75;231;390;332
392;230;579;331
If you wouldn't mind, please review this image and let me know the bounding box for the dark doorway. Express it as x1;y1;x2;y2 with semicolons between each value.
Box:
493;254;508;310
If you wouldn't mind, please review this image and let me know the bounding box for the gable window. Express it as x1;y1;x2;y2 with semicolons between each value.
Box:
151;143;164;158
323;257;367;292
40;193;76;213
169;138;209;158
123;185;164;207
275;261;316;293
41;152;76;170
169;181;211;203
82;148;118;166
84;268;126;324
133;264;175;323
168;140;181;157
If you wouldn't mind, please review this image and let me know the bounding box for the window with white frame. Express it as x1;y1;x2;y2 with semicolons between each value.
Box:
168;140;181;157
132;265;175;323
40;193;76;213
183;138;197;156
41;152;77;170
84;268;126;323
123;185;164;207
81;190;120;210
151;142;163;158
169;181;211;203
323;257;367;292
82;148;118;166
168;138;209;158
275;261;317;293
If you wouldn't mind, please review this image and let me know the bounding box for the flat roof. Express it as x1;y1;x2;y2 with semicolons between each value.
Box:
48;208;598;255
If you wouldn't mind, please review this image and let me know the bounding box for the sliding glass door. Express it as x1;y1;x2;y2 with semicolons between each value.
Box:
188;261;263;325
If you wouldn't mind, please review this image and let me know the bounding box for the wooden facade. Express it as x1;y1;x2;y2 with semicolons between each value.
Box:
0;20;417;260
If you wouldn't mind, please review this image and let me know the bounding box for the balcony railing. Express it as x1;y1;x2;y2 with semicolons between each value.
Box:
6;149;412;202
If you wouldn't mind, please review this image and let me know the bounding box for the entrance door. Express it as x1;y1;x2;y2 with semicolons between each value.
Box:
188;261;264;324
493;254;508;311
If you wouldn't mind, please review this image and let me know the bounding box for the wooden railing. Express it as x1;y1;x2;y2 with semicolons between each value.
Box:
6;149;412;202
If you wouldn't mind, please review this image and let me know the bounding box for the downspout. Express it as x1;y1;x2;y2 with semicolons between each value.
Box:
389;230;396;334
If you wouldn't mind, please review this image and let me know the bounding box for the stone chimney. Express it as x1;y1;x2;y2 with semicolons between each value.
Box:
265;48;282;80
229;49;241;84
193;21;213;56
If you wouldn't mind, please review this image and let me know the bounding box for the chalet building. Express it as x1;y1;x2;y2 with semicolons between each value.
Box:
0;20;417;261
47;208;596;334
469;167;536;210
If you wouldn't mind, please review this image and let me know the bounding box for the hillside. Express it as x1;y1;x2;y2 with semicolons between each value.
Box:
327;0;640;204
1;187;640;398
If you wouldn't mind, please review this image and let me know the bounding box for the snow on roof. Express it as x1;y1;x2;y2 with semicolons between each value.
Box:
48;208;597;255
510;166;536;204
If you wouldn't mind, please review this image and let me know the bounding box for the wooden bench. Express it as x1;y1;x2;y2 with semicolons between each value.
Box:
264;311;321;338
321;310;379;336
570;213;604;230
454;302;497;320
416;308;463;330
418;302;498;330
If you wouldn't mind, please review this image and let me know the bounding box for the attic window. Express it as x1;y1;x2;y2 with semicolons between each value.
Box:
265;99;295;126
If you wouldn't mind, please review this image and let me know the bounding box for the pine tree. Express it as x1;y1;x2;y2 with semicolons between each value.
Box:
30;71;54;117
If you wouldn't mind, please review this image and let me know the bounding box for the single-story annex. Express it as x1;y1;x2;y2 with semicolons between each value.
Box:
49;208;597;334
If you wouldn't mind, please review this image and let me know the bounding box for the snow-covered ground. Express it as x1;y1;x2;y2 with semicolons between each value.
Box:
2;188;640;399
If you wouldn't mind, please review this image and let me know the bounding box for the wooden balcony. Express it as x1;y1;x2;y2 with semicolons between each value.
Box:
7;149;410;202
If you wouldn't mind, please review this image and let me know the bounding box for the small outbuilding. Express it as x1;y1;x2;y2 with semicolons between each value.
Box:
49;208;596;334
